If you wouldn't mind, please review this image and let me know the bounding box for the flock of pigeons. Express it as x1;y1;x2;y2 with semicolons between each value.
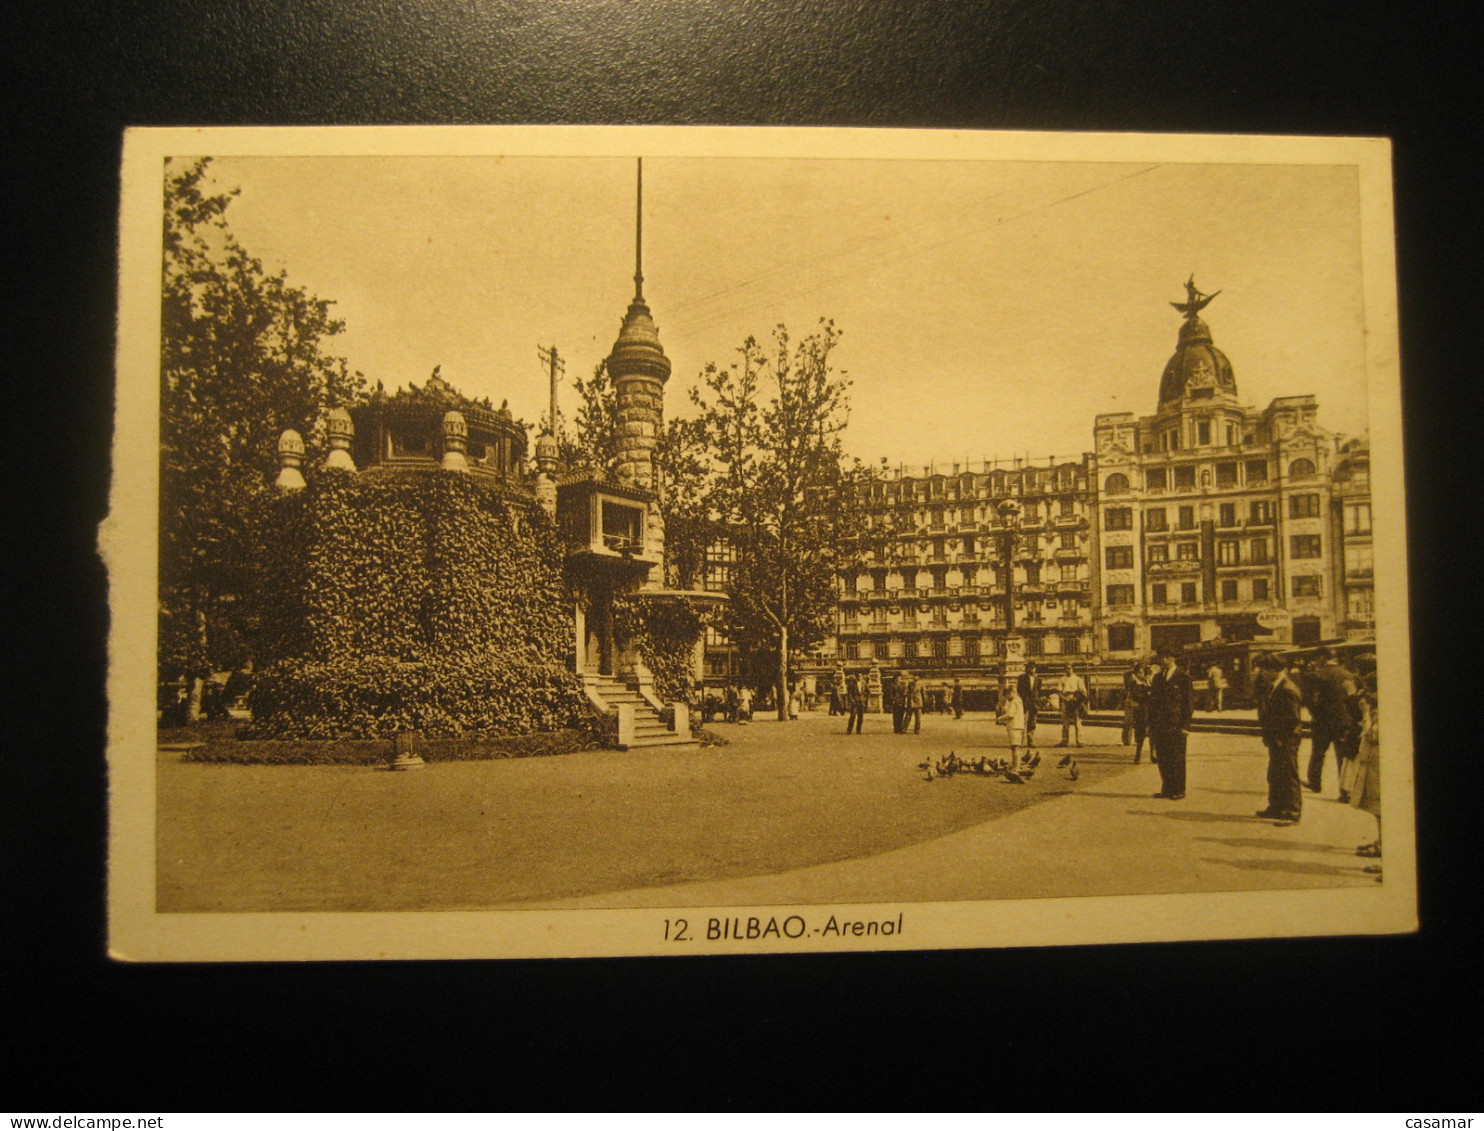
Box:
919;749;1080;784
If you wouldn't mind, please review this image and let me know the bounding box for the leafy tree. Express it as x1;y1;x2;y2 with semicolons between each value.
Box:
160;157;363;719
688;320;851;720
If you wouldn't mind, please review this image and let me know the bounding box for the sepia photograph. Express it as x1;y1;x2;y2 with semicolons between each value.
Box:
106;126;1414;960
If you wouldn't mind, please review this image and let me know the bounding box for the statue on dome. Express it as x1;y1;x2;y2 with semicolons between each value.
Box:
1171;275;1221;318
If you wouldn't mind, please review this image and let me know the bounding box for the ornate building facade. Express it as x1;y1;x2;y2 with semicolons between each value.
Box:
822;279;1373;689
830;455;1097;694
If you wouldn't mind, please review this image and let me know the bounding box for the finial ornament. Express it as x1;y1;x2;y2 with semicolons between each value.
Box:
634;157;644;301
1170;274;1220;318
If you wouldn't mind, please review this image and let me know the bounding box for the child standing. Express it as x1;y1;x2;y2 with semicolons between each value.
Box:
998;682;1027;765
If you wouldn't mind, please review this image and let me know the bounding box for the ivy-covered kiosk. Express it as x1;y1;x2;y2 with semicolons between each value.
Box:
254;185;714;751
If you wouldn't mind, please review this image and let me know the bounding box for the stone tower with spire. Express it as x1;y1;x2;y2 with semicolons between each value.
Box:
606;158;672;494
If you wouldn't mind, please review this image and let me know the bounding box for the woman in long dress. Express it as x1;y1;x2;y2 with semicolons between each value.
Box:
1350;682;1381;873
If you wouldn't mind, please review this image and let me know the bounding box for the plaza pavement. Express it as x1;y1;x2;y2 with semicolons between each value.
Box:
157;710;1382;912
524;714;1382;909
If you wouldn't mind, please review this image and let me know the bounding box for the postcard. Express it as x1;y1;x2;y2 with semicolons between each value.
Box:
106;126;1414;959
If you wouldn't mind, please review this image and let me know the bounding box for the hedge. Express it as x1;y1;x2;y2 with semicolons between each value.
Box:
246;653;590;739
180;727;602;765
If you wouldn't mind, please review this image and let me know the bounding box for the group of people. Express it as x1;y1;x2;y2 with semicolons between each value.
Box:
1252;648;1381;867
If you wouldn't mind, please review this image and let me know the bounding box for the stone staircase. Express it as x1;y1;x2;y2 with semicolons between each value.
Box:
584;674;697;750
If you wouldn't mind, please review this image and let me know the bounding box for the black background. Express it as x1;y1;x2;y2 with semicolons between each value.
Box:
6;0;1476;1111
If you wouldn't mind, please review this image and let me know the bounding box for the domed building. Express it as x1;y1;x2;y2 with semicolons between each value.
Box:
1091;277;1354;662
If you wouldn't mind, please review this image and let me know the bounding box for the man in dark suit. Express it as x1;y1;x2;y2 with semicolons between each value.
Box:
1304;646;1360;799
1256;653;1304;826
1016;661;1041;748
1147;646;1193;799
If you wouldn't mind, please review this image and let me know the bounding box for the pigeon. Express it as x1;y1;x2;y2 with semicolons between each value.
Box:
1068;760;1080;782
1029;751;1042;769
1001;767;1024;784
1056;753;1073;768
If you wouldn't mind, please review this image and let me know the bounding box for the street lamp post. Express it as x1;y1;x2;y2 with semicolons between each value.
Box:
997;497;1026;671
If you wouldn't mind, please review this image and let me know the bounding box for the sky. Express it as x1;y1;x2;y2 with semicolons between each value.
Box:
196;152;1369;469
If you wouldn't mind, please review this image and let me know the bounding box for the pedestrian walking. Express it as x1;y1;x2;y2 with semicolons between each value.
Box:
1122;659;1153;761
904;672;924;735
1350;680;1382;872
829;663;846;716
1055;664;1088;751
845;671;867;734
1148;647;1193;800
736;685;753;725
950;678;963;719
997;681;1027;765
1017;661;1042;748
1255;654;1304;825
724;683;739;724
1207;662;1228;712
887;675;904;733
1304;647;1360;798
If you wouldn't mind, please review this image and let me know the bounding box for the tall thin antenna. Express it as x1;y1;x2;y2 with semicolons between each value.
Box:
537;344;565;432
634;157;644;300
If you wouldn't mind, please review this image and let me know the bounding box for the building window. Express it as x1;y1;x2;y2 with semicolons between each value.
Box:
601;501;644;552
1246;460;1269;485
932;637;948;659
1348;589;1374;619
1060;531;1078;550
1292;616;1322;645
1226;424;1237;446
1106;584;1135;606
844;641;859;660
1215;462;1238;487
1107;624;1135;651
843;607;859;626
1060;563;1078;581
1289;458;1316;479
1145;508;1168;532
1218;502;1237;527
1147;543;1168;564
1025;636;1043;656
1104;473;1129;494
1289;493;1321;519
1105;507;1133;530
1347;545;1374;575
1176;541;1200;561
1180;581;1198;604
1151;583;1168;605
1250;500;1273;525
1197;421;1211;445
1174;465;1196;490
1177;506;1195;530
1217;540;1240;565
1062;635;1081;655
1252;577;1270;600
1220;579;1239;601
842;574;858;594
1105;545;1134;570
1292;575;1322;597
1024;562;1041;585
1145;467;1167;491
1290;534;1322;559
1344;503;1372;534
903;639;918;659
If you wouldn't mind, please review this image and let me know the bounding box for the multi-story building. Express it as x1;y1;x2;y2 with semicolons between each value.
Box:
831;455;1097;694
1091;279;1363;656
822;279;1373;692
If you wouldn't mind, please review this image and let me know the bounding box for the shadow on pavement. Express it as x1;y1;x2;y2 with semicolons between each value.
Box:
1076;790;1168;800
1199;787;1267;796
1202;857;1370;879
1196;836;1356;854
1128;808;1269;823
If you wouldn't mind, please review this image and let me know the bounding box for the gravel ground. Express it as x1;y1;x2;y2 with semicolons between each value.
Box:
157;710;1135;911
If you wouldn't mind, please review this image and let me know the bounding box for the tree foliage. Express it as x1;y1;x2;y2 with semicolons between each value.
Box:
159;158;364;700
687;321;851;715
